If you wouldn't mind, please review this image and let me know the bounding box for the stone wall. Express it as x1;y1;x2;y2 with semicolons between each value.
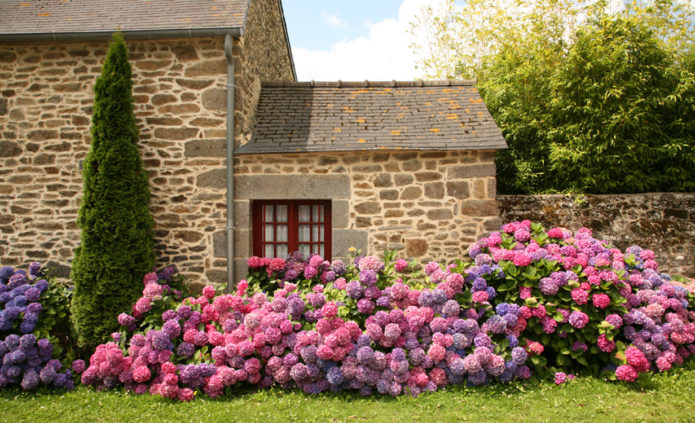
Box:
0;12;294;286
498;193;695;277
222;150;501;281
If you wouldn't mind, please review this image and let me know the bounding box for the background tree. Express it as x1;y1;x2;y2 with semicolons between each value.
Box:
410;0;695;194
70;32;155;347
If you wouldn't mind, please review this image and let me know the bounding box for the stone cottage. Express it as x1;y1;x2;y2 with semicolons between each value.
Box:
0;0;506;289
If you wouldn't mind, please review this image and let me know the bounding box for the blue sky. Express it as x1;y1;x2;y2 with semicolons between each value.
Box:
283;0;406;51
281;0;444;81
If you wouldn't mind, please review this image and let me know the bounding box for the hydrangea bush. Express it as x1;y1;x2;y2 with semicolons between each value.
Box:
80;222;695;400
0;263;77;390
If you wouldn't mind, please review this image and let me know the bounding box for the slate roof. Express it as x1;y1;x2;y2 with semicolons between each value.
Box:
0;0;249;39
236;80;508;154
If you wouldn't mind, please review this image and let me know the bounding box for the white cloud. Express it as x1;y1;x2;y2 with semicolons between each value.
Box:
321;12;349;29
293;0;446;81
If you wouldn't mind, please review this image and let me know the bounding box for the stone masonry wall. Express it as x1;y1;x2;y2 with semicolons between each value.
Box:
235;0;296;144
222;150;501;280
0;24;293;287
498;194;695;277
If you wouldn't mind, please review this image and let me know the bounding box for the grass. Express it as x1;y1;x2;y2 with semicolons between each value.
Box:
2;364;695;423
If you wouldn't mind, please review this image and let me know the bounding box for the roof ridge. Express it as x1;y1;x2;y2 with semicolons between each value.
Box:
261;80;477;88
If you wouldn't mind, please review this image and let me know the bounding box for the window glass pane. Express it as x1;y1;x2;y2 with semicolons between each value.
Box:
298;205;310;222
312;225;319;242
312;205;319;221
265;205;274;222
320;205;324;222
277;244;288;258
320;245;325;257
299;244;311;256
319;224;324;242
276;205;288;222
277;224;288;242
265;224;274;242
265;244;274;258
299;224;310;242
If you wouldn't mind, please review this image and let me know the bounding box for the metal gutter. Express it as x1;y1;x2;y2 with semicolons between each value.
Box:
224;34;236;293
0;27;242;43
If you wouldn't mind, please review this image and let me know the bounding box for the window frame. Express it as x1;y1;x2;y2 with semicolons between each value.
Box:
252;200;332;259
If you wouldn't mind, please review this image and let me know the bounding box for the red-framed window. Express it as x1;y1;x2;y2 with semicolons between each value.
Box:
252;200;332;259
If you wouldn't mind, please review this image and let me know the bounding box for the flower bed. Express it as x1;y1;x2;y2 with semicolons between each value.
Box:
0;263;77;390
70;221;695;399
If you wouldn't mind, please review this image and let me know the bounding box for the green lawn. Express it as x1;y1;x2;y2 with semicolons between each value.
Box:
2;366;694;423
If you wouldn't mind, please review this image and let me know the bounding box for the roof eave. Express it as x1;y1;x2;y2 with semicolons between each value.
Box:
0;27;243;43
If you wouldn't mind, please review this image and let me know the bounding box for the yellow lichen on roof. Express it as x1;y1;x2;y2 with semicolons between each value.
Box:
470;98;484;104
391;130;401;136
334;127;342;133
343;107;355;113
358;138;366;143
351;90;370;94
446;114;458;120
38;12;51;16
430;128;441;133
356;118;366;124
19;3;30;6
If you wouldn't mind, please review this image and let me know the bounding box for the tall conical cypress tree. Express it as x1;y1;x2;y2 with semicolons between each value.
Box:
70;32;155;347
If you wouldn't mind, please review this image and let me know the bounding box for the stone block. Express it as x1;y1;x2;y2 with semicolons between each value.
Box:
205;269;227;283
424;182;444;199
414;171;442;182
333;229;368;257
355;201;381;215
185;139;226;157
394;174;414;186
175;78;214;90
234;200;251;228
173;230;204;243
213;228;251;258
400;186;422;200
0;98;6;116
184;60;226;77
426;208;453;220
379;190;399;201
151;94;178;106
447;164;496;180
171;45;199;61
27;130;58;141
0;141;22;157
197;169;226;188
460;199;498;216
332;200;349;229
373;173;393;188
235;174;350;199
405;238;428;257
154;127;198;140
202;88;226;111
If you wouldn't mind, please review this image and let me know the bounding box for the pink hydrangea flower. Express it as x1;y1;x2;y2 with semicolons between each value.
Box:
592;293;611;309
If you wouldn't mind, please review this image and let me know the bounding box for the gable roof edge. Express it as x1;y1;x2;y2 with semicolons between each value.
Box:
0;27;243;43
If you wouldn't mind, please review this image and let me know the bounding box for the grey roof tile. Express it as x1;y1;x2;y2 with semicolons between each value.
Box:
0;0;248;37
237;80;508;155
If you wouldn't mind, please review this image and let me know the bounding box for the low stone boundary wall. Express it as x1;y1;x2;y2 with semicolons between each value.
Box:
498;193;695;277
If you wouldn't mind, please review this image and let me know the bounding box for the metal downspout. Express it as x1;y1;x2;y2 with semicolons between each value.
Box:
224;34;235;293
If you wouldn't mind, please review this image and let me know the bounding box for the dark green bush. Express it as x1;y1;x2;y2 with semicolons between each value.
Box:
70;32;155;347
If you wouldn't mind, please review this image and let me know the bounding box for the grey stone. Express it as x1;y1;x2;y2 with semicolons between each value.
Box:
213;229;251;258
0;141;22;157
185;60;226;77
155;127;198;140
197;169;226;188
427;208;453;220
379;190;399;201
394;174;414;186
355;202;381;215
0;98;7;116
414;171;442;182
27;130;58;141
235;174;350;199
332;200;349;229
171;45;199;61
373;173;392;188
185;139;226;157
447;164;496;179
400;186;422;200
176;78;214;90
424;182;444;199
234;200;251;228
446;181;470;199
205;269;227;283
202;88;226;111
332;229;368;257
460;199;498;216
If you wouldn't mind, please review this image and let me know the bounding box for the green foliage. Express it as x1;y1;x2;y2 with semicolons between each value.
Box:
411;0;695;194
70;32;155;348
35;276;79;366
548;16;695;193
